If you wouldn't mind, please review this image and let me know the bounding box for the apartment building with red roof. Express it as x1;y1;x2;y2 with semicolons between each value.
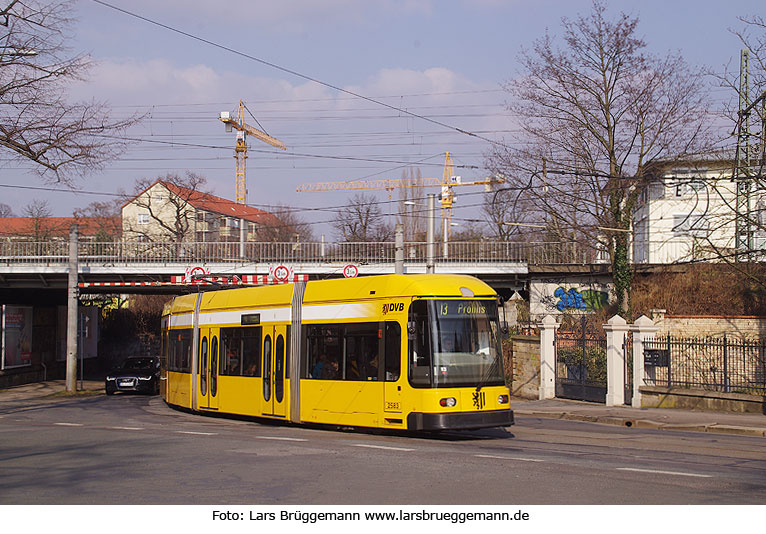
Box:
121;179;282;242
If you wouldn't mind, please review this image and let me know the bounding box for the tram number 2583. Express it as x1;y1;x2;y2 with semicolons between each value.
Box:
385;401;401;410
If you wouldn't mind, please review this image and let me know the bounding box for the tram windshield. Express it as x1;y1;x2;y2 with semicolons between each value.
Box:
408;299;504;388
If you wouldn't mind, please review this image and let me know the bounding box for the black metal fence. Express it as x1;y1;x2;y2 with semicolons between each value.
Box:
556;329;608;403
643;335;766;395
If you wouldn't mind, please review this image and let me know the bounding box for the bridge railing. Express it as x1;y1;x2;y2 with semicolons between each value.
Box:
0;239;601;265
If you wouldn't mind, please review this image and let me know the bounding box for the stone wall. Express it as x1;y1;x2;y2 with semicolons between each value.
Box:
640;386;765;414
509;335;541;399
649;310;766;339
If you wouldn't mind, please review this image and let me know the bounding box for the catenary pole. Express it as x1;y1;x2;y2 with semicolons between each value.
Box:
66;225;79;392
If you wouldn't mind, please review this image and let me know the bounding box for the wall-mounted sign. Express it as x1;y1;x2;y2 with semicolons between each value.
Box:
184;265;210;283
343;264;359;278
269;264;291;282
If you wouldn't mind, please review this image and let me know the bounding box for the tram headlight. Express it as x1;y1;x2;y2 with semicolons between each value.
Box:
498;394;509;405
138;376;152;380
439;397;457;407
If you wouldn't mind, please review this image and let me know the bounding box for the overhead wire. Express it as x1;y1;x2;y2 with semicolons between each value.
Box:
90;0;510;150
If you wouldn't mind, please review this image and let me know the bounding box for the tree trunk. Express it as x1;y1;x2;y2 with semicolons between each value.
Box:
613;232;632;319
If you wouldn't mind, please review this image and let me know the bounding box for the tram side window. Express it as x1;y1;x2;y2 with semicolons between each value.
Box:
285;326;291;379
169;329;192;372
306;325;341;379
304;323;382;381
385;322;401;381
220;327;261;376
345;324;380;381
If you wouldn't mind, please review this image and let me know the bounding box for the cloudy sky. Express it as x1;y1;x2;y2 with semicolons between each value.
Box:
2;0;763;238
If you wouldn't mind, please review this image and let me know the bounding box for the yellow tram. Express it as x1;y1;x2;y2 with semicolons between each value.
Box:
160;274;514;431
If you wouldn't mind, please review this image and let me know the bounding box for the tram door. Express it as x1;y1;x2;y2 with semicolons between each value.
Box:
197;327;220;410
262;325;287;418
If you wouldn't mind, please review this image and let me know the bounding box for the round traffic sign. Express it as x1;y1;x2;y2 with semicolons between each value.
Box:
273;265;290;282
343;264;359;278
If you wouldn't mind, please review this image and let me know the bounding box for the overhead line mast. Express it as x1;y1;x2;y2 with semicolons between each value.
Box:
220;100;286;204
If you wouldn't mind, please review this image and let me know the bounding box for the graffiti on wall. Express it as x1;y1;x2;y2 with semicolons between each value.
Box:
530;276;613;317
553;287;609;312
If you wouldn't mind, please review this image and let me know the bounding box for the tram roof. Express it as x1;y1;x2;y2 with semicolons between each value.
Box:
163;274;496;315
302;274;496;304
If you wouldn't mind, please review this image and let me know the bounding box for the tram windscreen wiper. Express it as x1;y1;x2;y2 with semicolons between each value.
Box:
475;357;499;392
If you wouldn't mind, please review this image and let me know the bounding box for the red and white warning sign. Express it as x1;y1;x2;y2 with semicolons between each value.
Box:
269;264;293;283
343;264;359;278
184;265;211;283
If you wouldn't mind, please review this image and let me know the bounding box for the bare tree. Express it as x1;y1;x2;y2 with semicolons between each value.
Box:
486;0;713;316
123;172;208;243
73;199;121;241
0;202;14;217
254;203;315;242
482;187;541;242
21;198;59;240
0;1;139;182
701;15;766;283
332;193;393;242
449;221;488;241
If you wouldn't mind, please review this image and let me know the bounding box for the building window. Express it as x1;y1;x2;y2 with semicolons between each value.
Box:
137;213;150;225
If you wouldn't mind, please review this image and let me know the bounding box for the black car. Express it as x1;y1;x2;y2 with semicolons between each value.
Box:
105;356;161;395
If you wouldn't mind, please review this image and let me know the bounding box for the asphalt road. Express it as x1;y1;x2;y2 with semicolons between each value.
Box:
1;393;765;505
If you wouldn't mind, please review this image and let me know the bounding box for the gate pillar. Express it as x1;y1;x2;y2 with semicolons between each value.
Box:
630;315;659;408
538;315;560;400
603;315;630;406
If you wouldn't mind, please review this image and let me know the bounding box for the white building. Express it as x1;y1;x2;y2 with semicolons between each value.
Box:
632;159;766;264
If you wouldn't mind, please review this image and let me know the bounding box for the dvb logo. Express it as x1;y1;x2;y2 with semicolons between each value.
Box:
382;302;404;314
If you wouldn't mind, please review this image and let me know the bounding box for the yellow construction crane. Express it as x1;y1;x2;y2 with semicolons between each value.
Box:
220;100;286;204
296;152;505;236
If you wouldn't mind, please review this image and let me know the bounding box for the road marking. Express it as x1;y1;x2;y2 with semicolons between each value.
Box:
352;444;415;452
617;467;713;478
111;426;143;431
475;454;544;462
256;436;308;442
176;430;218;436
54;423;83;427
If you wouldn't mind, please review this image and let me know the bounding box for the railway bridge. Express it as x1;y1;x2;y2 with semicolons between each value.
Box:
0;239;607;298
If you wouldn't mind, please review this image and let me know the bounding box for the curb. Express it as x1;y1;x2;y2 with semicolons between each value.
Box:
515;410;766;437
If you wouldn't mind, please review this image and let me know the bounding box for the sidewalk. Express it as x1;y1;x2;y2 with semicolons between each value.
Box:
0;379;104;403
512;397;766;437
1;380;765;437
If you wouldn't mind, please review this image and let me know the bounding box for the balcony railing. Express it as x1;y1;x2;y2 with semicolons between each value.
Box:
0;240;603;266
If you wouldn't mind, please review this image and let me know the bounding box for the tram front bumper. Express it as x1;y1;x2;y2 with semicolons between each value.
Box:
407;408;514;431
